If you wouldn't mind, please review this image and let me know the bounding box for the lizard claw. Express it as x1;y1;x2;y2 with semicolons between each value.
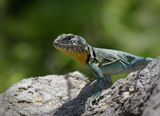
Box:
88;91;101;106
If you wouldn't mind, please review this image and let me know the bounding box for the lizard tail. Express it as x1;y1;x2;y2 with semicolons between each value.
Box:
144;57;154;63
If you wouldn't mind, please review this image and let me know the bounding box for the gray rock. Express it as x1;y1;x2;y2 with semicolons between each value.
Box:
1;59;160;116
142;78;160;116
0;71;88;116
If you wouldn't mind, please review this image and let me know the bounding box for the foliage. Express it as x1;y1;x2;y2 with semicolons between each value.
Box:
0;0;160;92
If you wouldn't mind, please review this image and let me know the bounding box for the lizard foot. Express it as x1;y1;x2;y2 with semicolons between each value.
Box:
88;91;101;106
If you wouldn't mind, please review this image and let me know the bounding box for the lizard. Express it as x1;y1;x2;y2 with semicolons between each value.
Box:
53;33;154;104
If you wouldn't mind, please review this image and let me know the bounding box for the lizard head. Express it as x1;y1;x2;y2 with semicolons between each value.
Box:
54;34;90;64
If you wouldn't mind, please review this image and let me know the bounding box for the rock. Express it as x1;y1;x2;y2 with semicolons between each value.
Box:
0;71;88;116
0;59;160;116
142;79;160;116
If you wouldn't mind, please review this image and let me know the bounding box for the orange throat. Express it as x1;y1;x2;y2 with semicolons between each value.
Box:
72;52;89;64
60;49;89;64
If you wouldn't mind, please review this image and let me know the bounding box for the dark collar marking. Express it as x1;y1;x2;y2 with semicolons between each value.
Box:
87;46;97;63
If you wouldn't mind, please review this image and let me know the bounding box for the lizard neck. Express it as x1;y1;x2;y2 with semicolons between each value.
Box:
71;51;90;64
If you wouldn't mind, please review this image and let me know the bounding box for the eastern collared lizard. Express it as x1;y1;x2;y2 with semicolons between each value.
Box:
53;34;153;104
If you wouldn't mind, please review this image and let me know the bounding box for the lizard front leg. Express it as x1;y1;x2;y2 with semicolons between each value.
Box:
89;59;129;105
89;63;112;104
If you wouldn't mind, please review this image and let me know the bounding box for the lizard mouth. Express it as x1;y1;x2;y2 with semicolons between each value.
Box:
54;42;85;53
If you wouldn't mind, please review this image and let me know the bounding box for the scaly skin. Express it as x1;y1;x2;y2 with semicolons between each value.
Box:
53;34;153;104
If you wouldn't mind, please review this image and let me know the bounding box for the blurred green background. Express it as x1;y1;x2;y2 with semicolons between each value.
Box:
0;0;159;93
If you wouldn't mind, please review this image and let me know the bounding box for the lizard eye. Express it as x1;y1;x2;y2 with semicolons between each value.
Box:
63;35;74;41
